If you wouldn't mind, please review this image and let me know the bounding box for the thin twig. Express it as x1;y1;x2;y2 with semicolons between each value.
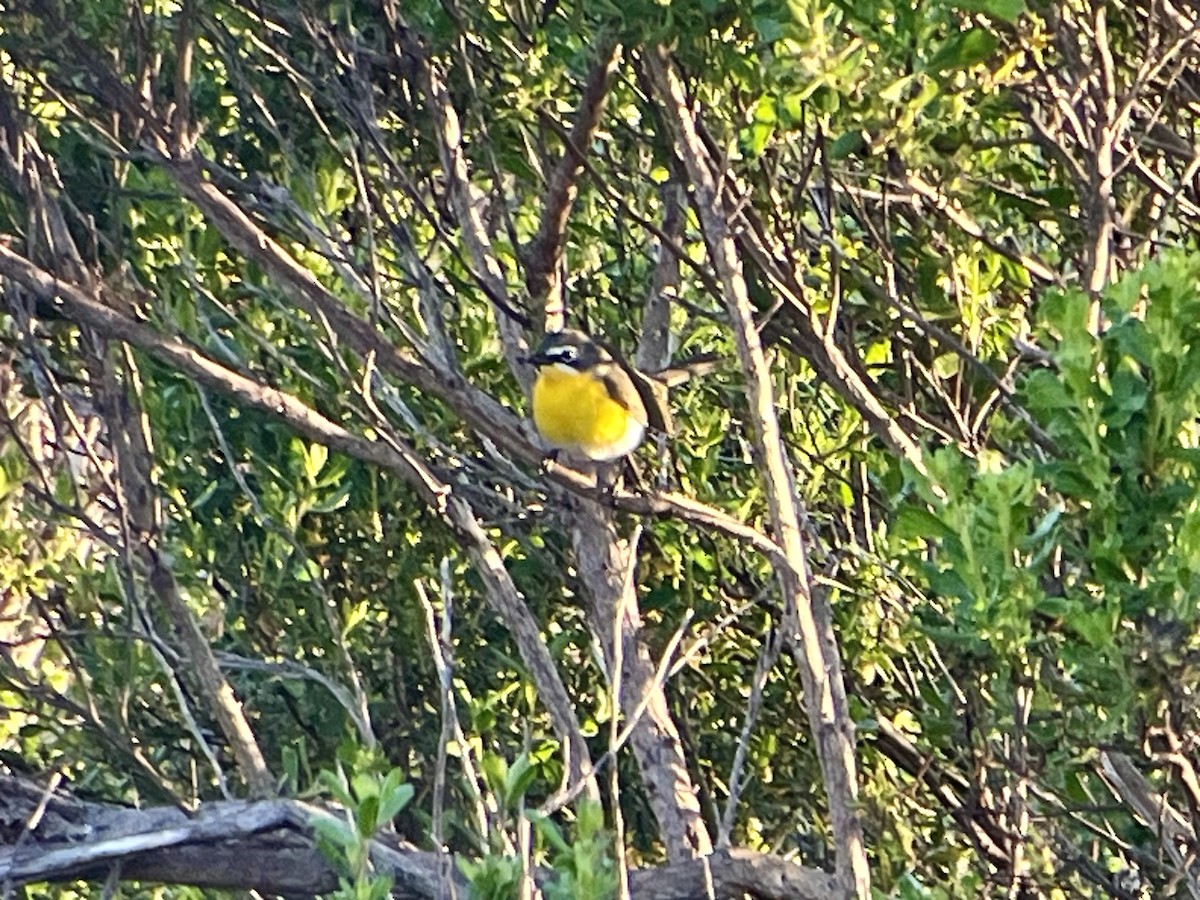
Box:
717;624;783;849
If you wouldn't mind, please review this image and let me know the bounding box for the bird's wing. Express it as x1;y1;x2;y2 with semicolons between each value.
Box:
599;363;673;436
632;369;674;436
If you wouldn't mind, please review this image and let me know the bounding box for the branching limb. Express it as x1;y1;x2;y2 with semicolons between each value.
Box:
0;244;597;796
419;49;531;378
0;774;841;900
645;45;869;898
1100;752;1200;898
573;504;711;861
523;40;623;332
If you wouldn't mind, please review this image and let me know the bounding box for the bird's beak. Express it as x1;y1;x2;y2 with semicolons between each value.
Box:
521;350;552;367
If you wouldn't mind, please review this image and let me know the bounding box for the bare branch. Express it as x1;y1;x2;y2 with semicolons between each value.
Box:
420;50;531;378
573;504;711;861
1100;752;1200;898
717;624;783;849
91;349;275;798
523;40;622;331
903;173;1059;284
645;45;869;897
0;244;596;795
0;774;840;900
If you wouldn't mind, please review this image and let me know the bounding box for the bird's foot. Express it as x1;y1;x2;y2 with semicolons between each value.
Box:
539;449;561;475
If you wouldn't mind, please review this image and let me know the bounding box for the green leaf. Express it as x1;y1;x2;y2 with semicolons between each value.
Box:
529;810;571;853
190;479;219;509
752;15;785;42
351;771;380;803
926;29;1000;72
880;74;916;104
356;794;380;838
319;768;354;807
1021;370;1075;412
311;480;353;514
828;130;866;160
313;814;356;852
503;752;537;808
377;772;414;826
1035;595;1070;618
950;0;1026;23
892;506;956;542
303;442;329;483
1067;605;1117;648
1022;504;1063;548
481;753;508;796
896;869;934;898
282;745;300;792
928;568;974;604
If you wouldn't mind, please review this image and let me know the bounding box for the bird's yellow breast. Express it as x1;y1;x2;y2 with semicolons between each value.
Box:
532;365;645;461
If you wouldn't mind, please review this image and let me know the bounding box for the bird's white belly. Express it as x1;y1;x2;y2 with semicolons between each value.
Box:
582;417;645;461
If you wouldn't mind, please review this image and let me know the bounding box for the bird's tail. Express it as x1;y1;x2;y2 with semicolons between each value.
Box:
650;352;724;387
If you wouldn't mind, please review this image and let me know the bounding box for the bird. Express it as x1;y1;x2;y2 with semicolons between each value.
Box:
524;329;673;462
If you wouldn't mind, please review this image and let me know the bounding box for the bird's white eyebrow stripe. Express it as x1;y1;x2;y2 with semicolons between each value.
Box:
543;345;575;358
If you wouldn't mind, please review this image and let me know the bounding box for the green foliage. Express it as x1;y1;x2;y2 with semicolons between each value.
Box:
899;446;1043;654
904;251;1200;686
2;0;1197;896
312;763;414;900
481;751;540;816
457;853;524;900
888;252;1200;888
530;802;617;900
459;799;617;900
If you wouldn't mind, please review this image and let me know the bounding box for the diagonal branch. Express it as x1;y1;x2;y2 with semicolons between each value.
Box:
1100;751;1200;898
731;209;930;475
903;173;1058;284
645;45;869;898
522;40;623;331
93;350;276;799
0;244;597;797
0;99;273;798
158;155;537;457
419;49;532;382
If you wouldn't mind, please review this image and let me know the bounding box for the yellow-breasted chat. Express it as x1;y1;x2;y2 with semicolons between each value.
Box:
524;329;672;462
